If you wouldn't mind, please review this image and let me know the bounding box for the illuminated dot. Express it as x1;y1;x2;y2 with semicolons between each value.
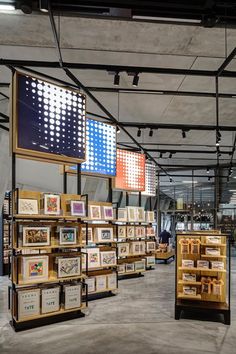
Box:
50;125;54;130
50;119;55;124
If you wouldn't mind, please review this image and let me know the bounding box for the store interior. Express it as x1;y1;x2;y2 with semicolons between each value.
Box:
0;1;236;353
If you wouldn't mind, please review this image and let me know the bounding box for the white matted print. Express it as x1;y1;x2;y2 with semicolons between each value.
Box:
86;248;100;268
118;243;130;257
58;257;81;278
44;194;60;215
59;227;77;245
100;251;116;266
22;256;49;283
127;207;137;222
136;207;145;222
18;199;38;215
117;208;127;222
41;287;60;314
126;226;135;238
146;211;155;223
95;228;113;242
89;205;101;220
18;289;40;319
146;241;156;252
71;200;86;217
118;226;126;239
126;263;135;273
23;226;50;247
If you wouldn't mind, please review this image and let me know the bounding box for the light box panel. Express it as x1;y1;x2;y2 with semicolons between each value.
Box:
13;72;86;164
142;162;156;196
115;149;145;191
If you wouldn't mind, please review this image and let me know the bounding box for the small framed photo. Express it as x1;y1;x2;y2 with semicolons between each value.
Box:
18;199;38;215
95;228;113;243
126;263;135;273
44;194;60;215
183;286;197;296
127;207;137;222
146;226;156;237
205;248;221;256
118;242;130;257
135;226;145;238
118;264;126;274
71;200;86;217
22;256;49;283
89;205;101;220
146;211;155;223
22;227;50;247
100;251;116;266
118;226;126;239
85;277;96;293
57;257;81;278
146;256;156;267
211;261;224;270
87;248;100;268
136;207;145;222
197;260;209;269
126;226;135;238
59;227;77;245
130;241;145;255
135;260;145;272
182;259;194;268
146;241;156;253
102;206;114;220
81;227;93;243
117;208;127;222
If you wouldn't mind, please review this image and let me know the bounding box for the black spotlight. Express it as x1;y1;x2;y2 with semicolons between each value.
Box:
114;72;120;86
39;0;49;12
182;130;186;138
149;129;153;137
208;176;211;181
137;128;141;137
132;73;139;87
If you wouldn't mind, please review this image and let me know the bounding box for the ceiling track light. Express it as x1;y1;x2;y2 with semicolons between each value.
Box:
207;168;209;174
137;128;141;137
170;177;173;183
132;73;139;87
208;176;211;181
116;126;120;134
39;0;49;12
182;130;186;138
114;72;120;86
149;129;153;137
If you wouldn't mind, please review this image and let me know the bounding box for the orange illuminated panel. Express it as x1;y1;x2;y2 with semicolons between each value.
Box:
115;149;145;191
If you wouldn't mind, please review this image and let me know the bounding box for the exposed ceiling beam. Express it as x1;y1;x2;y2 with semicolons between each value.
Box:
0;123;9;132
119;122;236;131
217;47;236;77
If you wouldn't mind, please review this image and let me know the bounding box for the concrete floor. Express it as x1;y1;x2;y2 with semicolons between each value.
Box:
0;260;236;354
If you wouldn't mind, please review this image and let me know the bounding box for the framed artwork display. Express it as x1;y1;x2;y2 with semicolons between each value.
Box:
22;226;50;247
118;243;130;257
135;226;145;238
146;211;155;223
70;200;86;217
183;273;196;282
117;208;127;222
146;241;156;253
85;277;96;293
118;264;125;274
206;236;222;244
41;287;60;314
127;226;135;238
57;257;81;278
146;226;156;237
95;228;113;243
96;275;107;292
130;241;145;255
135;260;145;272
89;205;101;220
118;226;126;239
22;255;49;283
64;283;82;310
115;149;145;191
197;260;209;269
102;206;114;220
211;261;224;270
126;263;135;273
44;194;60;215
146;256;156;267
18;289;40;320
12;71;86;164
107;273;117;290
100;251;116;266
87;248;100;268
136;207;145;222
18;199;38;215
182;259;194;268
127;207;137;222
59;227;77;245
81;227;93;243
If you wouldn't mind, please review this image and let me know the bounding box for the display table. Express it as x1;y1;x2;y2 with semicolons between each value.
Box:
155;250;175;263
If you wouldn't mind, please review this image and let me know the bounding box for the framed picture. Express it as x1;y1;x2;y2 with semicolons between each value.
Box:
126;263;135;273
96;275;107;292
18;289;40;320
107;273;117;290
59;227;77;245
87;248;100;268
85;277;96;293
64;283;82;310
71;200;86;217
136;207;145;222
182;273;196;282
127;207;137;222
118;243;130;257
146;256;156;267
118;226;126;239
146;241;156;253
126;226;135;238
130;241;145;255
118;264;125;274
89;205;101;220
22;256;49;283
95;228;113;243
41;287;60;314
197;260;209;269
102;206;114;220
18;199;38;215
146;226;156;237
135;260;145;272
182;259;194;268
135;226;145;238
57;257;81;278
211;261;224;270
100;251;116;266
44;194;60;215
22;226;50;247
81;227;93;243
117;208;127;222
206;236;222;244
146;211;155;223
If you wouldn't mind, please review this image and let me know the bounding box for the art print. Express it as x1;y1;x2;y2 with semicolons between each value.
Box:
100;251;116;266
118;226;126;239
127;207;136;222
22;256;49;283
136;207;145;222
71;200;86;217
64;284;82;310
146;226;156;236
89;205;101;220
146;211;155;223
87;248;100;268
23;227;50;246
44;194;60;215
135;226;145;238
127;226;135;238
118;243;129;257
41;287;60;314
96;228;113;242
117;208;127;222
102;206;114;220
126;263;135;272
18;199;38;215
18;289;40;319
59;228;77;245
58;257;81;278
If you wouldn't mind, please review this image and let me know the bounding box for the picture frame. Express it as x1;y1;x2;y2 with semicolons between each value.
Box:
134;260;146;272
70;200;86;217
205;247;221;256
102;206;114;220
146;241;156;253
146;256;156;267
197;260;209;269
59;227;77;245
85;277;96;293
107;273;117;290
125;263;135;273
118;226;126;239
81;227;93;244
41;287;60;314
18;289;40;319
96;275;107;292
127;207;137;222
117;208;127;222
100;251;116;266
118;264;126;274
130;241;145;255
89;205;101;220
86;248;100;268
136;207;145;222
18;198;38;215
22;256;49;283
183;286;197;296
44;194;60;215
126;226;135;238
135;226;145;238
64;283;82;310
57;257;81;278
118;243;130;257
182;273;196;282
146;226;156;237
95;228;114;243
146;211;155;223
22;226;50;247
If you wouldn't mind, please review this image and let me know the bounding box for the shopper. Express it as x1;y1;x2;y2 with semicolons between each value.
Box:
159;229;171;244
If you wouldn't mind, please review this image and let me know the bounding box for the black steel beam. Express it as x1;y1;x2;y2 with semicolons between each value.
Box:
147;149;230;155
0;112;9;121
2;58;236;78
0;123;9;132
119;122;236;131
217;47;236;77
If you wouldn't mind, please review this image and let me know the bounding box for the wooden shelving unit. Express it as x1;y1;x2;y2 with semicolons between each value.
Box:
175;231;231;325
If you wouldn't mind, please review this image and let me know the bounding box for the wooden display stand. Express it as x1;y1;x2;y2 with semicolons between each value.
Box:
155;249;175;264
175;231;231;325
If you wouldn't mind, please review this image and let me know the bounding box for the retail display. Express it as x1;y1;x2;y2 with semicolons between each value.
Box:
18;199;38;215
44;194;60;215
101;206;114;220
41;287;60;314
1;193;11;275
117;208;127;222
175;232;230;325
22;227;50;247
22;256;49;283
94;228;114;243
146;256;156;268
57;257;81;278
59;227;77;245
17;289;40;320
64;283;82;310
70;200;86;217
89;205;102;220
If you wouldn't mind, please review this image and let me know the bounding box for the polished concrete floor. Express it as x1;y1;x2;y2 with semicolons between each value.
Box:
0;259;236;354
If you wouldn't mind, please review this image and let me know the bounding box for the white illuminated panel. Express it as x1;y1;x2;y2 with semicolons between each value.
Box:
142;162;156;196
